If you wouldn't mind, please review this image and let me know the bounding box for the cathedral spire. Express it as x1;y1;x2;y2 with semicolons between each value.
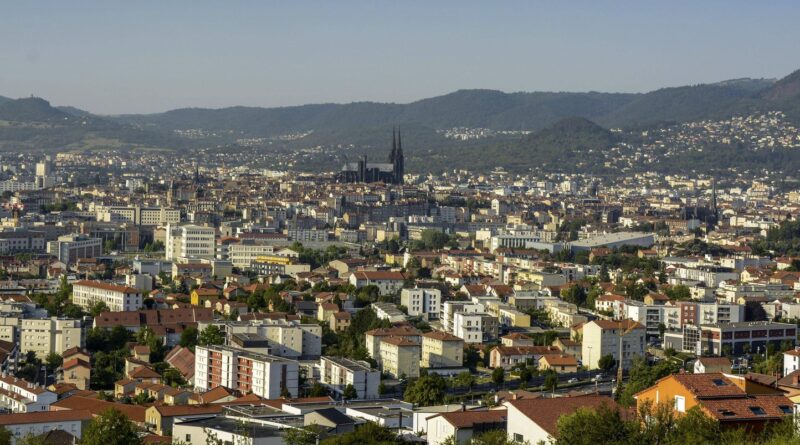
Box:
390;126;397;162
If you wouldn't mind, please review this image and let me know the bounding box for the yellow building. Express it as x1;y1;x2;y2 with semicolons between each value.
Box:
498;307;531;328
421;331;464;368
378;337;421;379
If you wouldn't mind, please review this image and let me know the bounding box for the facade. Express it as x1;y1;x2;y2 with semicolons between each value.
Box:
0;410;92;441
426;409;507;445
194;345;299;399
319;356;381;399
365;325;422;363
421;331;464;368
349;271;406;295
47;234;102;264
72;280;143;312
166;224;216;260
505;396;615;445
378;337;421;379
20;317;83;357
401;288;441;320
664;321;796;356
0;375;57;413
581;319;646;370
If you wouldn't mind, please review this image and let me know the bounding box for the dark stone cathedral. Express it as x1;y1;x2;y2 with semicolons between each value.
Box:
338;129;404;184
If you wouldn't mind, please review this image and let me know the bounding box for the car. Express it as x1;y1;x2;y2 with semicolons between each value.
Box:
567;378;579;384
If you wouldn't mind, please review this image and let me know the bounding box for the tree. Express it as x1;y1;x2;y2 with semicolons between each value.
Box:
554;404;631;445
88;300;110;317
16;434;48;445
321;422;400;445
342;383;357;400
285;427;320;445
404;373;447;406
561;284;588;307
598;354;616;372
0;427;11;445
197;325;225;346
453;371;476;389
81;408;142;445
44;352;62;373
544;370;558;392
307;382;329;397
491;367;505;385
180;326;199;349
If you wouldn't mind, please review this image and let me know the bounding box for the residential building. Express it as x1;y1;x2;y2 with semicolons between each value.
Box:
0;410;92;442
421;331;464;368
72;280;142;312
505;396;616;445
20;317;83;358
426;409;507;445
581;319;646;371
378;337;421;379
401;288;441;320
0;375;57;413
319;356;380;399
635;373;793;431
194;345;299;399
664;321;796;356
166;224;216;260
349;271;406;295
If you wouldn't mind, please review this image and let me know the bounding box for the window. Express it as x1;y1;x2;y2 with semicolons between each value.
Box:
712;379;727;386
674;395;686;413
779;406;793;414
185;434;191;441
749;406;766;415
514;433;524;443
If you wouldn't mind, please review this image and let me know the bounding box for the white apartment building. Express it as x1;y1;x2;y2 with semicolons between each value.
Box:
319;356;380;399
442;301;484;334
200;319;322;358
581;319;646;371
0;374;57;413
72;280;142;312
166;224;216;260
401;288;441;320
194;345;299;399
20;317;83;358
0;410;91;441
453;312;487;344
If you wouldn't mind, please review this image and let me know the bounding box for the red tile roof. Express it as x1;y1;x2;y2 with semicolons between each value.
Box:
506;395;618;436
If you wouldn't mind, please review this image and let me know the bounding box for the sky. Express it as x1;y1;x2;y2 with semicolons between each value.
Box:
1;1;799;114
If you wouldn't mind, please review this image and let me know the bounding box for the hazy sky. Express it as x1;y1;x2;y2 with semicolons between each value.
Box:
1;1;798;114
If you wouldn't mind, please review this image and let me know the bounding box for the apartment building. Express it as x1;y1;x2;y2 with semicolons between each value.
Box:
0;410;92;441
95;205;180;225
453;312;498;344
662;301;744;331
581;319;646;370
194;345;298;399
46;234;102;264
0;374;57;412
349;271;406;295
421;331;464;368
72;280;143;312
441;301;484;334
166;224;216;260
378;337;421;379
365;325;422;363
400;288;441;320
20;317;83;357
202;319;322;359
319;356;380;399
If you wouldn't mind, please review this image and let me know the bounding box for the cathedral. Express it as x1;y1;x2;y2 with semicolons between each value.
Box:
338;129;404;184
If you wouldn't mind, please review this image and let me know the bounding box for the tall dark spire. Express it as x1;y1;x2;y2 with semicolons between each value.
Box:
390;126;397;162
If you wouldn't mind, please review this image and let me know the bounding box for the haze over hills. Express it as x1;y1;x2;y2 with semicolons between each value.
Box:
1;69;800;175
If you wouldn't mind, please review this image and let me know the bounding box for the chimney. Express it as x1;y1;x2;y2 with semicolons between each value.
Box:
461;402;466;412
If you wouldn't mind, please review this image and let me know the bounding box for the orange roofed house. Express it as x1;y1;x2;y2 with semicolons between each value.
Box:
635;372;794;432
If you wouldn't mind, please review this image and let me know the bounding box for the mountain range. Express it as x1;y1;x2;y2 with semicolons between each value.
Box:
1;69;800;173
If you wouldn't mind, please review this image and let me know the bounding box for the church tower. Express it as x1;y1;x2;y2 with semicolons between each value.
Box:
393;128;404;185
